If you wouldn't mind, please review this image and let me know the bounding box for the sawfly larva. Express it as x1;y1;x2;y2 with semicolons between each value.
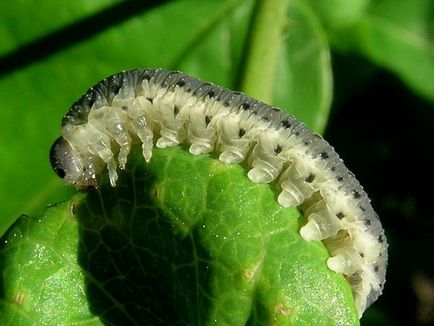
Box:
50;68;387;316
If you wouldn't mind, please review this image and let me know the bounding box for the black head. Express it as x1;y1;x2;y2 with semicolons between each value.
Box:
50;137;86;186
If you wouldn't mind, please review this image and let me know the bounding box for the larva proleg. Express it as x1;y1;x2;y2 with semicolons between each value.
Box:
50;68;387;317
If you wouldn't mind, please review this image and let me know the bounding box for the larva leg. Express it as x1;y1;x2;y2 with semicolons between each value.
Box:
327;250;360;276
153;94;186;148
300;199;341;241
126;97;155;162
88;106;131;173
278;162;316;207
187;103;218;155
248;131;288;183
131;117;154;162
218;113;253;164
157;128;182;148
325;232;363;277
106;121;131;169
88;132;118;187
278;183;309;208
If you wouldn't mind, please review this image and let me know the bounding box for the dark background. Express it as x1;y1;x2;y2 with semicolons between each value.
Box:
329;53;434;325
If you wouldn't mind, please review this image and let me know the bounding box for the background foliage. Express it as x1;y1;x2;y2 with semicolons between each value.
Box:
0;0;433;325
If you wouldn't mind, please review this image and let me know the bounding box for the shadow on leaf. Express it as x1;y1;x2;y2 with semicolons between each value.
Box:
76;157;211;325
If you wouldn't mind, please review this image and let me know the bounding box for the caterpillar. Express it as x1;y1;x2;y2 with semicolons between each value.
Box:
50;68;387;317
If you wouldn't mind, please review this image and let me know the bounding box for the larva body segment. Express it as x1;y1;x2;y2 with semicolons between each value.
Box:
50;68;387;316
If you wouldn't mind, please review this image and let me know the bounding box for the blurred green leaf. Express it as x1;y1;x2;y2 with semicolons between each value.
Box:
0;0;123;56
272;0;332;133
0;0;332;235
328;0;434;101
304;0;371;29
0;146;359;325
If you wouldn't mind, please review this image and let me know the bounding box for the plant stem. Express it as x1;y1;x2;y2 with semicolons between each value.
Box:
239;0;290;103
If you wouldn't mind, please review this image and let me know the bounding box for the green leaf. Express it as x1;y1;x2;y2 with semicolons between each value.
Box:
0;195;99;325
303;0;371;29
239;0;292;103
0;0;124;56
328;0;434;101
271;0;332;133
239;0;332;133
0;146;359;325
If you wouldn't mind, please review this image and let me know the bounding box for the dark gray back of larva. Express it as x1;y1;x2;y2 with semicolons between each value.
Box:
60;68;387;311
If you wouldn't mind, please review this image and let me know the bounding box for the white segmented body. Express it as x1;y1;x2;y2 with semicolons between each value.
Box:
51;69;387;317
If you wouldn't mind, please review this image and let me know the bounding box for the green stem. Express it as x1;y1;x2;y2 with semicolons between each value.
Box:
239;0;290;103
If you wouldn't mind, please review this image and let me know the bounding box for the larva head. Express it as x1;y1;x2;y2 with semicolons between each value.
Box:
50;137;95;188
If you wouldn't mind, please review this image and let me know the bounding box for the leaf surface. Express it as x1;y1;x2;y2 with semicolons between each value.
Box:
0;146;358;325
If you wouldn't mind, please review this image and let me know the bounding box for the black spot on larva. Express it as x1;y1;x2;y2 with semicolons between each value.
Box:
364;219;371;226
359;252;365;258
122;106;128;111
304;141;309;146
205;115;211;126
281;120;291;129
176;80;185;87
143;74;151;81
337;176;344;182
378;235;384;243
147;97;153;104
305;173;315;183
274;145;283;155
336;212;345;219
207;90;215;98
193;88;202;96
360;206;366;212
238;128;246;138
174;106;179;116
241;102;250;110
320;152;329;159
56;168;66;179
374;265;379;272
224;101;230;107
294;131;300;136
331;166;336;172
71;203;77;216
353;190;362;199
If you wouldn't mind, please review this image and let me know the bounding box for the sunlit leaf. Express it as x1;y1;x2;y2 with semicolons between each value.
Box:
0;147;359;325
